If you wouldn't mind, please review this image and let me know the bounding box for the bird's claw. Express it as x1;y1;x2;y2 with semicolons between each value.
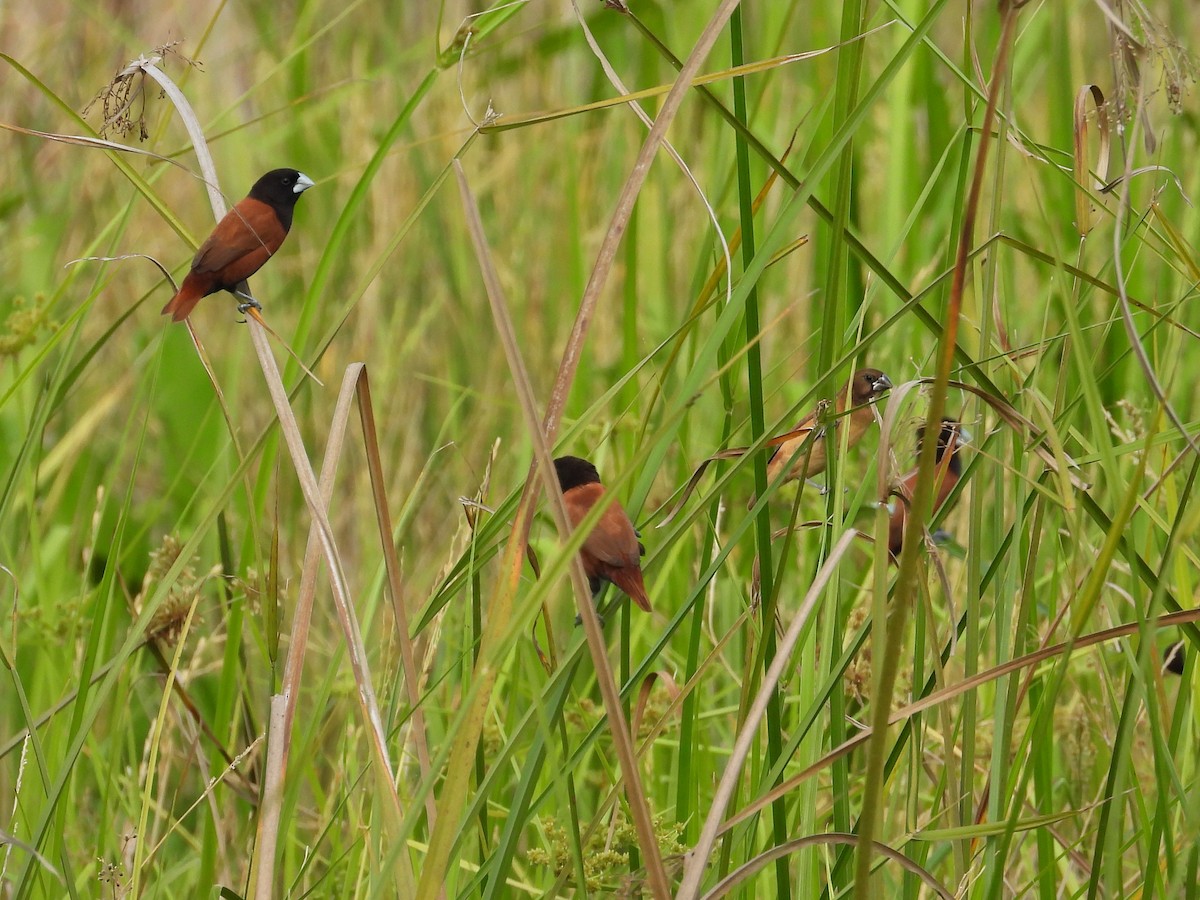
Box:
806;480;833;495
236;298;263;314
807;479;850;496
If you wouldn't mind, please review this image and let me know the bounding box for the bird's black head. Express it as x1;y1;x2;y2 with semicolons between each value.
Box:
916;418;969;463
1164;641;1186;675
554;455;602;492
248;169;315;224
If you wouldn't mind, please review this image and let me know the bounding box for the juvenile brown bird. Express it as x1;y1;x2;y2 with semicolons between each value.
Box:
749;367;892;508
887;417;969;559
553;455;651;612
162;168;315;322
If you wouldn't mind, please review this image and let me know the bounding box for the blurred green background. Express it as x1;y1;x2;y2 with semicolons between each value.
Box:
2;0;1199;897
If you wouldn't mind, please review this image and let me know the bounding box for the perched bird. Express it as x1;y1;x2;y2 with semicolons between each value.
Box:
887;417;970;560
749;367;892;508
161;168;315;322
553;455;651;612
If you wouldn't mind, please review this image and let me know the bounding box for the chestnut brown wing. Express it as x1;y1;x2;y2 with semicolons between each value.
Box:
564;483;651;611
190;198;287;280
585;501;643;569
564;484;640;568
888;472;916;557
888;457;960;560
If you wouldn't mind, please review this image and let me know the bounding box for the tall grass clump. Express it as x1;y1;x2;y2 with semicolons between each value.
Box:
2;0;1199;897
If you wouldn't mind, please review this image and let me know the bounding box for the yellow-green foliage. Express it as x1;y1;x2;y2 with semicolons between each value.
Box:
2;1;1199;898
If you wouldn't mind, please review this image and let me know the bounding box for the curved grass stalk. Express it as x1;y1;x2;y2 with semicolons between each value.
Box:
677;529;858;898
414;5;742;896
124;55;414;897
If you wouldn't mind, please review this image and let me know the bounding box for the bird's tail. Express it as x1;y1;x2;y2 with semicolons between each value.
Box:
605;566;651;613
161;279;205;323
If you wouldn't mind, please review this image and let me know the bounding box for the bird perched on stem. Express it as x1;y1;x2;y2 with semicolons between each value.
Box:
748;367;892;509
162;168;314;322
887;417;970;560
553;455;651;613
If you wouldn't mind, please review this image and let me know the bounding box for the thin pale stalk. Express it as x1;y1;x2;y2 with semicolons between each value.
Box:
251;696;288;900
252;363;437;897
129;583;202;896
569;0;732;311
853;5;1019;895
415;5;741;895
1109;73;1199;456
720;606;1200;835
700;834;953;900
353;367;437;826
452;161;670;898
246;322;410;887
127;56;413;895
540;0;742;446
678;529;858;898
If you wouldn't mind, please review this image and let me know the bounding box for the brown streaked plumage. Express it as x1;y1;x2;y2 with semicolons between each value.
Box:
748;367;892;509
162;168;314;322
554;455;651;612
887;417;969;560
